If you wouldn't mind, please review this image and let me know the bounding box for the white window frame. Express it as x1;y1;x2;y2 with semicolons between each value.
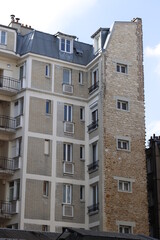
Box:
63;184;72;204
114;176;135;193
116;220;135;234
0;31;7;45
117;138;130;151
60;38;71;53
119;225;132;234
80;145;85;160
80;107;85;121
44;139;50;155
63;68;71;85
79;71;83;84
117;99;129;111
45;64;50;77
116;63;128;74
43;181;49;197
92;183;98;205
64;104;72;122
94;33;101;53
9;179;20;201
63;143;72;162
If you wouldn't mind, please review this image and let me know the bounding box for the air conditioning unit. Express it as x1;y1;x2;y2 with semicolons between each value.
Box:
63;84;73;94
63;205;73;217
63;162;74;174
64;122;74;134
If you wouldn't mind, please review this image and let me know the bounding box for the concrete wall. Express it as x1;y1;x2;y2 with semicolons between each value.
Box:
25;179;50;220
28;96;53;135
27;137;52;176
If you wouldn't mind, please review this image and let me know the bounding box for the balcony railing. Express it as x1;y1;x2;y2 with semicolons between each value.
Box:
0;157;15;172
88;203;99;214
0;115;15;130
87;120;98;133
0;200;18;215
0;75;21;91
87;160;99;173
88;81;99;94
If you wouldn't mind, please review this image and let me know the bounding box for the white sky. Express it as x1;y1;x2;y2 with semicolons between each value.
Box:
1;0;160;143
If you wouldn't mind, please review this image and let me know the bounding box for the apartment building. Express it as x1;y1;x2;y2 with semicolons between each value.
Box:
0;15;149;234
146;134;160;238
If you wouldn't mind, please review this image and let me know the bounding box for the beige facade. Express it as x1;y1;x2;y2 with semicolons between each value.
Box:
0;17;148;235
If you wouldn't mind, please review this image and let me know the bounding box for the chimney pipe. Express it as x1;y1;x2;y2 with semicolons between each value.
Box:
10;14;15;22
15;18;20;23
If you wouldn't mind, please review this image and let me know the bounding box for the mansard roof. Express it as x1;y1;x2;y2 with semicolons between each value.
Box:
16;30;95;66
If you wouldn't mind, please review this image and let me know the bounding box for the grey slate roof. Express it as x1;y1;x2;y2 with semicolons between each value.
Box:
0;228;59;240
16;30;95;66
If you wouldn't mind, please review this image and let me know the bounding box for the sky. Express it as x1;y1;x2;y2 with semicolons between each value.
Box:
0;0;160;144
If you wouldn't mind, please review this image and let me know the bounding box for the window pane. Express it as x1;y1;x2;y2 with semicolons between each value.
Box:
121;66;126;73
64;105;67;121
1;31;6;44
63;185;66;202
117;101;121;109
63;144;66;161
123;141;127;149
117;65;120;72
46;100;51;114
122;102;127;110
63;69;70;84
67;185;71;203
66;40;70;52
119;181;123;190
68;106;72;121
61;38;65;51
124;182;129;191
67;145;71;162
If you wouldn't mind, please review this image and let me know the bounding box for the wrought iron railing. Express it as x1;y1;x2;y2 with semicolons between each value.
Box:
88;81;99;94
0;157;15;171
87;120;98;132
87;160;99;172
0;75;21;91
0;115;15;130
88;203;99;214
0;200;17;215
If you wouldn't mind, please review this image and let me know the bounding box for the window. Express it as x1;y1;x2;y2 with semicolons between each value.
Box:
92;68;99;85
117;100;129;111
63;69;71;85
79;71;83;84
80;107;85;121
64;105;72;122
60;38;71;53
80;145;85;160
9;180;20;201
63;143;72;162
63;184;72;204
119;225;132;234
119;180;131;192
80;185;85;201
46;100;51;114
92;183;99;206
44;139;50;155
0;31;7;45
42;225;48;232
117;139;130;151
116;63;127;74
94;35;101;53
45;64;50;77
43;181;49;197
92;109;98;123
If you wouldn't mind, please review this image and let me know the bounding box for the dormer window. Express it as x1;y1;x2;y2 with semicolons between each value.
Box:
56;32;76;54
61;38;71;53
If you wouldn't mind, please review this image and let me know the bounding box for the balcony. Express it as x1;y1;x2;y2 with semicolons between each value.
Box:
0;75;21;94
0;200;19;218
88;203;99;215
87;120;98;133
0;115;15;131
88;81;99;94
87;160;99;173
0;156;20;175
